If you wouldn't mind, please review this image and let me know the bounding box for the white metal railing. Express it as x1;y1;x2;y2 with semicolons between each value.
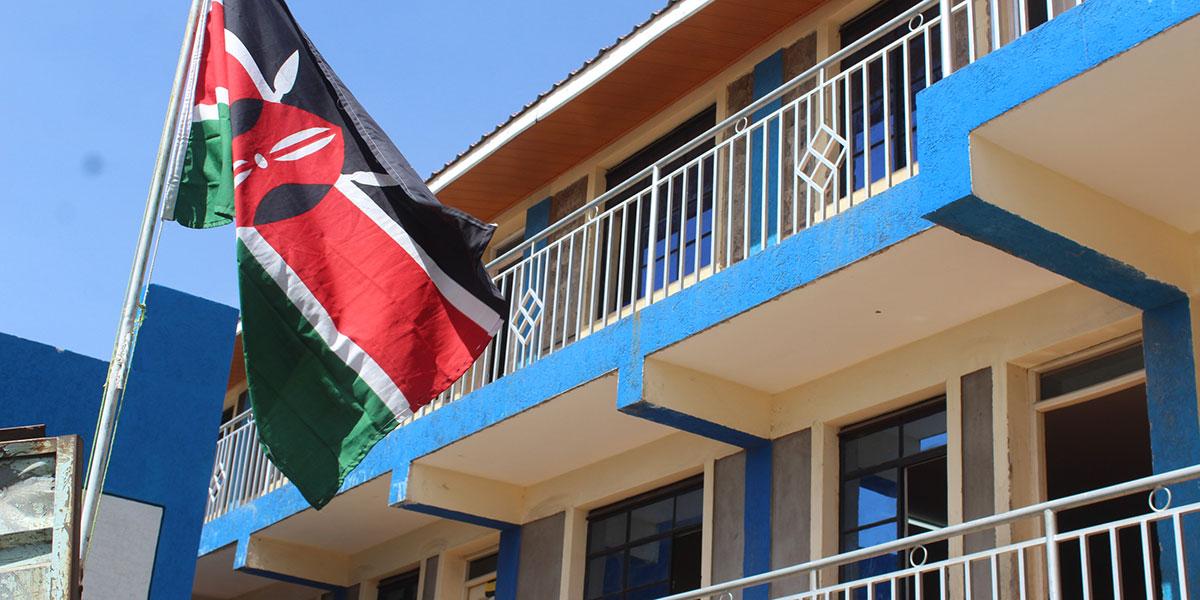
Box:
204;0;1087;520
205;409;287;521
435;0;1089;403
657;464;1200;600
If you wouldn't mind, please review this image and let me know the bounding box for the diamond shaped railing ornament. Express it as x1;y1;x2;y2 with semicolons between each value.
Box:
510;287;544;346
795;122;848;195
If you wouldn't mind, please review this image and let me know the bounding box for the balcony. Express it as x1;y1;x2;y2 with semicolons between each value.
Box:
204;0;1087;522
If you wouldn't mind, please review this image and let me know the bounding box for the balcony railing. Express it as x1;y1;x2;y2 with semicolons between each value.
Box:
205;0;1084;521
655;463;1200;600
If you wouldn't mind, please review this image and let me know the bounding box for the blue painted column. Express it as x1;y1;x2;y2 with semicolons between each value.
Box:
1142;299;1200;600
743;442;773;600
749;51;783;253
494;526;522;600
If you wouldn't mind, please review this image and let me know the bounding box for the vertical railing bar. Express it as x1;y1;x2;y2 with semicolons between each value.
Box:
967;0;978;64
882;47;893;190
539;247;552;360
679;166;689;285
940;0;954;76
1174;513;1190;599
1045;509;1062;600
804;94;814;229
829;75;838;223
860;65;871;201
903;36;914;178
726;138;734;268
759;121;768;252
990;554;999;599
1108;527;1122;600
563;228;575;351
792;100;801;235
776;111;784;244
631;192;644;308
646;166;660;305
1080;533;1092;600
1140;520;1156;600
576;222;589;339
695;159;704;277
939;565;947;600
1018;0;1029;35
926;20;935;84
743;125;750;261
990;0;1001;52
708;149;718;272
615;202;628;319
1018;546;1028;600
843;72;853;216
664;175;675;292
507;261;522;373
964;557;973;600
548;243;561;355
602;214;614;326
587;221;600;332
1045;0;1054;22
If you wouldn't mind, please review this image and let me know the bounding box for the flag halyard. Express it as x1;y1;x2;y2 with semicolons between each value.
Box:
178;0;504;509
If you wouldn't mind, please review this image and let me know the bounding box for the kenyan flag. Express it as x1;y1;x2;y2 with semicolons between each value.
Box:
170;0;505;509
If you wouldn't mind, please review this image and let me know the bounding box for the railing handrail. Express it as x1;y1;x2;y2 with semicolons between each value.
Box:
217;408;253;437
655;462;1200;600
486;0;940;271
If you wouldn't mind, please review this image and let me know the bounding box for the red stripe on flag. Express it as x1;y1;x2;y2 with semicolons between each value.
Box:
254;189;491;411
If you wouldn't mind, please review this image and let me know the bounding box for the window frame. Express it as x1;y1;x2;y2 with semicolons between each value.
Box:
837;397;949;587
583;475;704;600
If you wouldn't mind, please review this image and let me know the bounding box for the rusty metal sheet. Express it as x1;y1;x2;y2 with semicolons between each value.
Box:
0;436;81;600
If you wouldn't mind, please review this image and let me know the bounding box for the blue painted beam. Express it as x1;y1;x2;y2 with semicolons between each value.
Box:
494;526;522;600
926;196;1185;311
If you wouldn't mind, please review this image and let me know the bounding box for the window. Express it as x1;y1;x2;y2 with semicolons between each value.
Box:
464;552;498;600
584;477;704;600
219;389;251;433
840;0;943;193
601;107;716;312
839;399;947;596
378;569;420;600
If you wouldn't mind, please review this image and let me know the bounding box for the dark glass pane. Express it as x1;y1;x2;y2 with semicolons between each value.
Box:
670;530;703;593
377;570;420;600
842;469;899;529
627;539;670;588
1039;344;1144;399
586;554;624;599
843;426;899;473
902;411;947;455
905;456;948;532
589;513;628;553
629;498;673;541
675;489;702;527
467;553;498;580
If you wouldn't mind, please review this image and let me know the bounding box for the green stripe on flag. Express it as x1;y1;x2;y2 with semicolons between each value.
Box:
237;239;402;509
175;107;235;229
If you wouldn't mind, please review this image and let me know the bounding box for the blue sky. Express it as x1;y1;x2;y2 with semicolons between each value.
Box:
0;0;665;360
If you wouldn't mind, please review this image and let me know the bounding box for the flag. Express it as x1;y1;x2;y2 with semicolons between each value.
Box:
171;0;506;509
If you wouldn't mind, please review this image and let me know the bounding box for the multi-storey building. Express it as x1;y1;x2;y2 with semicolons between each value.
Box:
191;0;1200;598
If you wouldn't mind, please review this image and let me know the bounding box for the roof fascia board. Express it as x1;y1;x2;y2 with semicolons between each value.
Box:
428;0;718;194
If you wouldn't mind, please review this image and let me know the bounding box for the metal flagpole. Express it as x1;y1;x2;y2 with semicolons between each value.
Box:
78;0;208;570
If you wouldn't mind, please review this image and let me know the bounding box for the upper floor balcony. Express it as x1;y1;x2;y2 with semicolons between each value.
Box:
205;0;1097;522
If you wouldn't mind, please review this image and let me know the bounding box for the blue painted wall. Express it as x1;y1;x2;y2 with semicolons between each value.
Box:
0;284;238;599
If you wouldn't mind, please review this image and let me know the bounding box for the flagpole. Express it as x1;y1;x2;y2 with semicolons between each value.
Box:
78;0;208;570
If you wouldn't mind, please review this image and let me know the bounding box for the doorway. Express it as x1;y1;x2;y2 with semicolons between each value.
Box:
1039;343;1157;600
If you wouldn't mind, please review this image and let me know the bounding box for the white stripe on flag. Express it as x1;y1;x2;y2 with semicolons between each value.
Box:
336;172;503;336
237;226;414;423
